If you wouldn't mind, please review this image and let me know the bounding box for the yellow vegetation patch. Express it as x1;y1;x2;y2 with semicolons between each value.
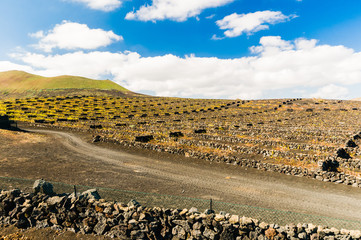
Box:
0;232;29;240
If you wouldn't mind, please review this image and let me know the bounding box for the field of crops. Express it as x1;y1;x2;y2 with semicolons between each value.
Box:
2;96;361;176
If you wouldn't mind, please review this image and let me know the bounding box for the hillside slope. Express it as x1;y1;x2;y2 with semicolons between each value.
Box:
0;70;139;99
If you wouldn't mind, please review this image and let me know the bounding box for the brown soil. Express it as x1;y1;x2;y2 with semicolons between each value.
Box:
1;127;361;223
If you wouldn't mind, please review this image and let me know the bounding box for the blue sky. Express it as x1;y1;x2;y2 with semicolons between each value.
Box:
1;0;361;99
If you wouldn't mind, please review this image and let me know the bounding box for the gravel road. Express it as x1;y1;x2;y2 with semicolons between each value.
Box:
27;129;361;223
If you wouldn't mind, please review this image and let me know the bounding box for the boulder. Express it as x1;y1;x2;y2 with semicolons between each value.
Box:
203;228;218;240
46;196;65;206
188;207;199;214
353;134;361;140
194;129;207;134
350;230;361;239
220;224;236;239
229;215;240;224
346;139;357;148
135;135;154;143
259;222;268;230
127;199;140;208
173;220;191;233
319;159;339;172
81;189;101;200
336;148;351;159
172;225;187;239
93;216;109;235
92;135;101;143
90;124;102;129
265;228;277;239
33;179;54;196
204;209;215;215
169;131;184;138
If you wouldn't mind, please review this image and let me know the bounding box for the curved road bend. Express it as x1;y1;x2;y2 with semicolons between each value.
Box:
29;129;361;222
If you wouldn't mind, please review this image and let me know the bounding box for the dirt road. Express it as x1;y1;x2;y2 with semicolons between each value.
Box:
17;128;361;224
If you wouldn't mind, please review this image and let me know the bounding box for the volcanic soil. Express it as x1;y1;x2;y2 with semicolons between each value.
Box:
1;125;361;225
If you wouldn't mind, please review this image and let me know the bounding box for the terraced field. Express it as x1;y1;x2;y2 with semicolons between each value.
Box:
2;96;361;182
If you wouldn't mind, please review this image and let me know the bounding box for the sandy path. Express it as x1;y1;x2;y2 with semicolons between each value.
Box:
25;129;361;223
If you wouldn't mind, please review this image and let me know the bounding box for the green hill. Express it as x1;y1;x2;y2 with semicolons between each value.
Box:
0;70;140;99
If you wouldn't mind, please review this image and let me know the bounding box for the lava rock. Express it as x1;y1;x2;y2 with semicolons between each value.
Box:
169;131;184;138
33;179;54;196
319;159;340;172
194;129;207;134
346;139;357;148
90;124;103;129
336;148;351;159
81;189;101;200
135;135;154;143
92;135;101;143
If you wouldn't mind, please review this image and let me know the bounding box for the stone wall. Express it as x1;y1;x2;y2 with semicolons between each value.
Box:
91;135;361;189
0;180;360;240
27;122;361;189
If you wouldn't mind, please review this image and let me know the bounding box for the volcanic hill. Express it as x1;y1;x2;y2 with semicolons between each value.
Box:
0;70;140;99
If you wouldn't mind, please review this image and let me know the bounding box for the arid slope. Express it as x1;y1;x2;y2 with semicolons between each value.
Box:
0;70;141;99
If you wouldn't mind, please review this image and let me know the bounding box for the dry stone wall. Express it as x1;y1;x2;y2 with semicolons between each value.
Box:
91;136;361;189
0;180;360;240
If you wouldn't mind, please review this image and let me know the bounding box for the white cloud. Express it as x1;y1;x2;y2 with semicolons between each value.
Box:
68;0;122;11
211;34;225;41
205;14;216;20
216;11;296;38
7;36;361;99
29;31;44;39
250;36;293;54
125;0;234;22
310;84;349;99
31;21;123;52
0;61;34;73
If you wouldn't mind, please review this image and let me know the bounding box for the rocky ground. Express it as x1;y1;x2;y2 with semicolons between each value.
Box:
0;181;361;240
1;128;361;225
4;97;361;180
2;97;361;238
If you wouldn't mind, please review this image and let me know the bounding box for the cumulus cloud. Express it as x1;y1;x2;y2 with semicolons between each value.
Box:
0;61;35;73
7;36;361;99
125;0;234;22
215;11;296;38
30;21;123;52
68;0;122;11
250;36;293;54
310;84;349;99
